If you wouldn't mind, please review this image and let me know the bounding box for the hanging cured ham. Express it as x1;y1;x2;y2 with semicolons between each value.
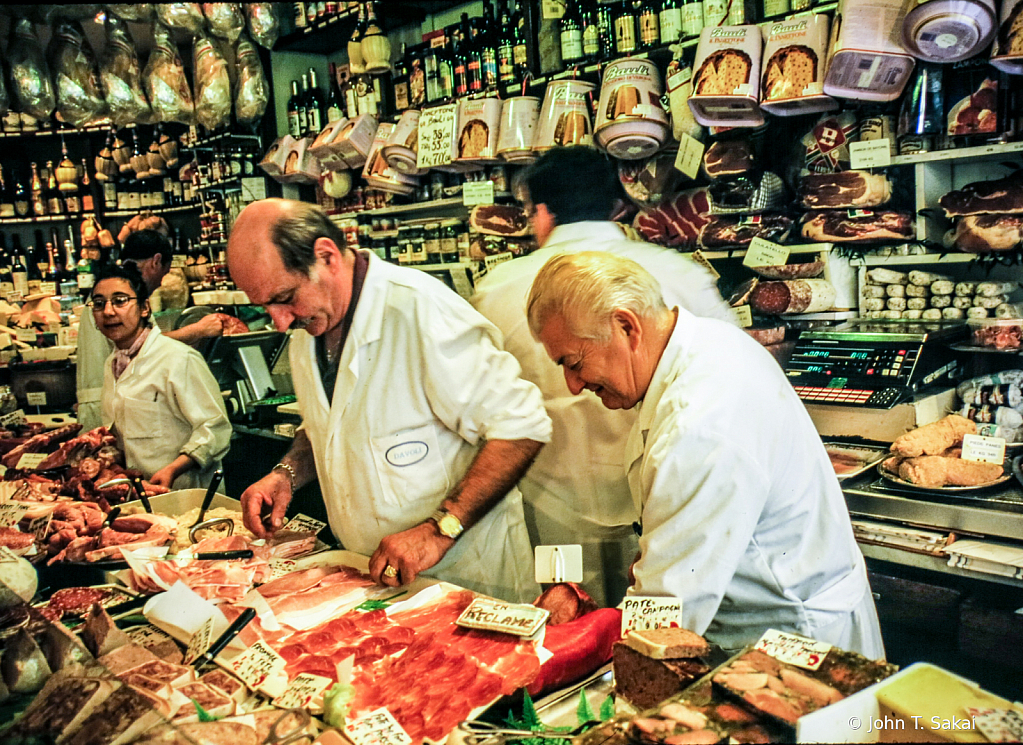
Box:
234;34;269;126
100;15;152;127
245;3;280;50
157;3;206;34
48;21;107;129
143;24;195;125
193;34;232;131
203;3;246;43
106;4;156;22
7;19;56;122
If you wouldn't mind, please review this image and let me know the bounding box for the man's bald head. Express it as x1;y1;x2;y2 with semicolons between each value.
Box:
228;198;347;276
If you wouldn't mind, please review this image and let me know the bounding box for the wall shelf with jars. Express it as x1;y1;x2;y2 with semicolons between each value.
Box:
329;193;514;220
103;204;202;219
196;178;244;193
0;125;110;141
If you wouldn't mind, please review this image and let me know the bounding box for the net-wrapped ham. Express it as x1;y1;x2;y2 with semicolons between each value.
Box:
107;4;156;22
203;3;246;43
156;3;206;34
234;34;268;126
143;24;195;125
245;3;280;49
7;19;55;122
48;21;107;129
100;15;152;127
193;34;232;131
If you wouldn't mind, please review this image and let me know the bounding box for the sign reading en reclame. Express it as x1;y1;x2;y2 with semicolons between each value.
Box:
456;598;550;637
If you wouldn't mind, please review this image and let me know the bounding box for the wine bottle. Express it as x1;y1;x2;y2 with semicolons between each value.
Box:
704;0;727;28
80;160;94;213
615;2;638;55
561;0;584;66
408;47;426;107
661;0;684;43
0;238;13;296
30;163;46;217
0;165;13;219
76;242;95;294
480;0;499;87
637;0;660;49
287;80;302;137
437;36;454;99
466;14;483;92
299;74;311;136
327;62;345;122
453;26;469;97
582;0;600;61
682;0;705;38
14;173;29;218
306;68;325;134
12;247;29;297
511;0;530;78
498;1;516;84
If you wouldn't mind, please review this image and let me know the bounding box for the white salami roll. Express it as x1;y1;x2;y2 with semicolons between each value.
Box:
931;280;954;296
974;294;1010;309
881;310;903;319
930;294;952;308
996;303;1023;319
906;284;930;298
943;308;966;320
907;297;928;310
863;286;886;299
978;281;1018;297
967;307;989;319
909;270;950;285
955;282;976;297
864;298;885;311
887;297;907;311
886;284;906;298
922;309;943;319
953;296;973;309
902;309;923;319
868;310;885;318
867;268;908;284
750;279;837;315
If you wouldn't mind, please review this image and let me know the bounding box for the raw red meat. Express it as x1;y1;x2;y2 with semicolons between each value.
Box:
527;607;621;696
212;312;250;335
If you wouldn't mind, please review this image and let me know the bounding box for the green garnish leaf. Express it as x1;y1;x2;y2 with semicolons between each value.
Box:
191;698;221;722
599;694;615;722
577;690;596;725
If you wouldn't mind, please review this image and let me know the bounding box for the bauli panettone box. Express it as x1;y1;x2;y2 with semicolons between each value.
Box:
688;25;765;128
823;0;916;102
759;14;838;117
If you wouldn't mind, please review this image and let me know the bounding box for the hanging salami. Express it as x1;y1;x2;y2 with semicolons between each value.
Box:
143;24;195;125
7;19;56;123
100;15;153;127
234;34;269;126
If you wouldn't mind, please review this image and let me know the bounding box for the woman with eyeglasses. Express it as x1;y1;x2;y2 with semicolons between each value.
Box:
94;264;232;490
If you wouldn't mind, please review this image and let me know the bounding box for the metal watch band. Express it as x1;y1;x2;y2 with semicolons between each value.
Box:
272;462;297;491
429;508;464;539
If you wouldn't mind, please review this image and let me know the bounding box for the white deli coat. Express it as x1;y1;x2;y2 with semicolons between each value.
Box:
102;326;232;490
627;310;885;657
290;253;551;604
471;221;736;605
76;309;114;431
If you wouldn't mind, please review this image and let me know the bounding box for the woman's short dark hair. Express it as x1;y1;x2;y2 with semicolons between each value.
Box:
271;202;348;274
524;147;622;224
93;263;151;322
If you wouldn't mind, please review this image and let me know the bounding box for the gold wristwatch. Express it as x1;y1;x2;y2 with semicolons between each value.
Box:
429;508;464;539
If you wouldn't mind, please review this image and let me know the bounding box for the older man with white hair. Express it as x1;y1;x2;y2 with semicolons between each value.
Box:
526;251;885;657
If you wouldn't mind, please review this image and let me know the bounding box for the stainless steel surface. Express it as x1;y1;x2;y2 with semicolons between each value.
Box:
877;463;1013;492
825;442;890;481
534;665;615;729
858;543;1023;589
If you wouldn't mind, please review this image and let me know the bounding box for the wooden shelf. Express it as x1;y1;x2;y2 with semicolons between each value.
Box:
329;193;512;220
857;253;978;266
195;178;241;193
891;141;1023;166
0;213;97;225
700;242;833;260
0;125;108;140
103;204;201;218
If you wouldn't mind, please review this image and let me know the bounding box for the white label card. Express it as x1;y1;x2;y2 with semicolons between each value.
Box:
665;66;693;93
484;252;514;272
267;558;299;581
690;249;719;280
849;139;892;169
0;545;19;562
456;597;550;637
733;305;753;328
39;282;57;297
26;392;47;406
171;255;187;268
16;453;48;470
619;596;684;636
184;615;216;665
273;673;333;709
229;640;287;689
126;625;177;651
16;329;36;342
0;409;27;427
961;434;1005;465
534;545;584;584
755;628;832;671
0;501;28;528
417;104;458;170
744;237;790;268
966;708;1023;743
675;133;704;180
29;513;50;542
346;708;413;745
284;513;326;535
463;180;495;207
541;0;566;19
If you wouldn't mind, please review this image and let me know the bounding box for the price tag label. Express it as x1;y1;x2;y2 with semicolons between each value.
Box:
961;434;1006;465
345;708;413;745
733;305;753;328
284;514;327;535
267;558;299;581
619;596;684;636
463;180;495;207
0;501;27;528
0;545;20;563
184;615;216;665
665;65;693;93
126;625;178;652
272;673;333;709
171;255;187;268
26;392;47;407
484;252;514;272
456;597;550;637
966;708;1023;743
849;139;892;169
39;282;57;297
29;513;51;542
541;0;566;19
755;628;832;671
744;237;790;268
229;640;286;689
417;104;458;170
674;133;704;180
0;409;27;427
16;453;48;470
6;292;23;304
690;249;719;280
15;328;36;343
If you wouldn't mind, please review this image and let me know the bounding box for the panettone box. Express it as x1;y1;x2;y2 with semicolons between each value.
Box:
278;137;321;185
308;118;351;172
336;114;379;170
688;25;765;128
259;135;294;177
362;122;418;196
759;15;838;117
823;0;915;102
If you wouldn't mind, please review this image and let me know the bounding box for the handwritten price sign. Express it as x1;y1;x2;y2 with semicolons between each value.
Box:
272;673;332;709
416;104;457;170
755;629;832;670
184;616;216;665
229;640;286;689
346;708;413;745
620;596;684;636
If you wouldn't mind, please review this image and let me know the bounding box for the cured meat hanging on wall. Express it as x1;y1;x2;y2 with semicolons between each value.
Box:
143;24;195;125
193;34;232;131
47;21;107;129
234;34;269;126
245;2;281;50
100;14;153;127
7;19;56;122
157;2;207;34
203;2;246;43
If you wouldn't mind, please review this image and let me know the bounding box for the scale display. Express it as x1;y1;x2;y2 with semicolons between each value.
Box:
783;321;966;409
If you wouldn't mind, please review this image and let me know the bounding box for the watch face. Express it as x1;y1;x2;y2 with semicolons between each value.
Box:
438;514;462;537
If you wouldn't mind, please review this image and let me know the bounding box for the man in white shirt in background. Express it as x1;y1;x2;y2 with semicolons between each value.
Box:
472;146;736;607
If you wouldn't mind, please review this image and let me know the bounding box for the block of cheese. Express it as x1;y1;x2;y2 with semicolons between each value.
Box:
624;627;711;660
875;663;1022;743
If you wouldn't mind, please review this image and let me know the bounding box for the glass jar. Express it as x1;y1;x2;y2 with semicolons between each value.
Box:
488;165;508;193
440;219;460;263
430;172;445;202
396;226;412;265
409;226;426;264
0;385;17;415
456;221;471;261
423;223;441;264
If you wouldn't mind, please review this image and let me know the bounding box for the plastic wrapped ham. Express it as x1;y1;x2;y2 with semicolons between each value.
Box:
143;24;195;125
193;34;231;131
245;3;280;49
7;20;55;122
204;3;246;43
156;3;206;34
107;4;156;22
41;5;103;24
100;15;152;127
48;21;106;128
234;34;268;125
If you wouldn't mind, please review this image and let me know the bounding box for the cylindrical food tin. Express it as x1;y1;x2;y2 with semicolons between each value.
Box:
532;79;596;152
383;109;422;174
497;96;541;163
991;0;1023;74
455;97;503;162
594;57;670;160
902;0;996;63
363;122;419;195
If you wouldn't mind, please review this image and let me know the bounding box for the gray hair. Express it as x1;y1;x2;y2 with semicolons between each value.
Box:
527;252;668;341
270;201;348;275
